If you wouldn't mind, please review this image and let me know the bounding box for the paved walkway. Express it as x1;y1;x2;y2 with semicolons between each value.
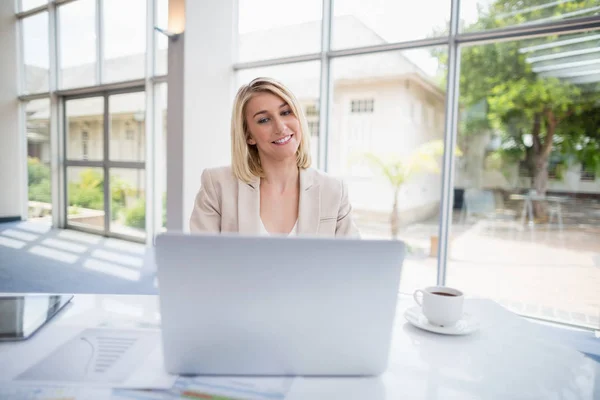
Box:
357;208;600;329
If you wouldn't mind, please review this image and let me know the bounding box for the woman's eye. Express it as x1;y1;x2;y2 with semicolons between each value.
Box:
281;110;292;116
257;118;269;124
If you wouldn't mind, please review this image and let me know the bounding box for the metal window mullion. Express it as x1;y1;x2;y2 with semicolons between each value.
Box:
54;0;62;90
56;80;146;97
48;0;63;227
61;98;69;227
436;0;461;286
16;3;50;18
103;93;110;235
96;0;104;85
145;0;156;244
55;96;66;227
318;0;332;171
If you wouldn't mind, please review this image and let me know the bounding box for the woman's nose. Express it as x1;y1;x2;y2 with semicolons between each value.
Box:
274;117;287;134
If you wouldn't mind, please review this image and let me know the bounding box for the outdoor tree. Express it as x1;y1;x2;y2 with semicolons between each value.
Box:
364;140;448;239
434;0;600;217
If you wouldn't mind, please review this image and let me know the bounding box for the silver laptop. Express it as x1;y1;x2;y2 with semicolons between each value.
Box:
155;232;405;376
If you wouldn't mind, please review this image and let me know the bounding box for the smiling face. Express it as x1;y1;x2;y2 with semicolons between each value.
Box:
244;92;302;164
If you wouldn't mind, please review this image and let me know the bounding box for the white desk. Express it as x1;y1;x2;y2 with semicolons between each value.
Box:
0;294;598;399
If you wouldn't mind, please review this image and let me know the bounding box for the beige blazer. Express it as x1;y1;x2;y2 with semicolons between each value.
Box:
190;166;359;237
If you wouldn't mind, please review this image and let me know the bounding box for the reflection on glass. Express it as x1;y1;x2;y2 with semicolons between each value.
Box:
20;0;47;12
22;12;49;94
26;99;52;222
460;0;600;33
109;92;146;162
103;0;146;83
330;49;448;294
67;167;105;231
332;0;450;50
236;61;322;168
65;97;104;161
237;0;322;62
155;83;168;230
449;30;600;329
156;0;168;75
58;0;97;89
109;168;146;239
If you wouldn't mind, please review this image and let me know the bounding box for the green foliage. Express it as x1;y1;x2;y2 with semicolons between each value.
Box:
68;169;104;210
27;157;51;203
363;140;458;190
125;199;146;229
434;0;600;186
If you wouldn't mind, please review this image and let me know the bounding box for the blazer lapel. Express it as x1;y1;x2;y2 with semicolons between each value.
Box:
238;177;261;234
298;168;320;235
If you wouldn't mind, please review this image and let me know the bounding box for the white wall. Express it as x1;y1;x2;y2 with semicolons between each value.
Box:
330;79;445;214
175;0;235;230
0;1;22;218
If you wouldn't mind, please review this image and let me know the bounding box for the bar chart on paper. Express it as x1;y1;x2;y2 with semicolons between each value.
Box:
17;328;159;384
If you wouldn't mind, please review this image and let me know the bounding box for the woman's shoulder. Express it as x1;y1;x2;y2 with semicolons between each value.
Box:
306;167;345;193
201;166;237;187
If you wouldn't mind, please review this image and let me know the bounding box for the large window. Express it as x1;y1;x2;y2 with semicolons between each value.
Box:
329;48;448;293
460;0;600;32
237;0;323;62
103;0;146;83
17;0;167;243
22;11;49;94
450;30;600;329
332;0;451;49
58;0;96;89
26;99;51;222
234;0;599;329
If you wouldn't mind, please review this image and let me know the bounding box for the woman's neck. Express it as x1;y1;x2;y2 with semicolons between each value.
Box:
260;157;299;194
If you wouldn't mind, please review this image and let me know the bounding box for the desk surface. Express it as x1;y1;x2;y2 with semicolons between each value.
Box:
0;294;598;399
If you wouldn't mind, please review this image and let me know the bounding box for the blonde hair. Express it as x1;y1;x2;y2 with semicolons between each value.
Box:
231;77;312;184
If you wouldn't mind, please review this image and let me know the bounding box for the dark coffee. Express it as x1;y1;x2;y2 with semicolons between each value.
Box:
431;291;457;297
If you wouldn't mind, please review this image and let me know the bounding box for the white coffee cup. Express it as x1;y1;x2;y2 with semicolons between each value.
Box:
413;286;464;327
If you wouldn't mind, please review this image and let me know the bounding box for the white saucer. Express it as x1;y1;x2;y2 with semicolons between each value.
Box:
404;306;480;335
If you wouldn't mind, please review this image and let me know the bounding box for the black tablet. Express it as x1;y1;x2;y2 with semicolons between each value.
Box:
0;294;74;341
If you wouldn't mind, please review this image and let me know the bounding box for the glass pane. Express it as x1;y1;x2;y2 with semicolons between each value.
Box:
26;99;52;223
460;0;600;33
109;92;146;162
237;0;322;62
103;0;146;83
236;61;322;168
67;167;105;231
332;0;450;50
109;168;146;239
59;0;97;89
65;97;104;162
155;83;168;230
20;0;47;12
329;48;448;294
156;0;168;76
22;12;49;94
450;30;600;329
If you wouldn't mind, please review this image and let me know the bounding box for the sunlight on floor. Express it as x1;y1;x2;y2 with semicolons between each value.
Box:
0;236;27;249
91;249;144;268
83;259;141;281
29;245;79;264
41;238;88;254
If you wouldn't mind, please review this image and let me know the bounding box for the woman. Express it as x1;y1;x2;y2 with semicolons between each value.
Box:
190;77;359;237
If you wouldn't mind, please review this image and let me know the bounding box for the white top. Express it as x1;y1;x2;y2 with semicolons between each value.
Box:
259;218;298;236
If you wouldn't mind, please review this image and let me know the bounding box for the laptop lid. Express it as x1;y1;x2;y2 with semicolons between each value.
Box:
155;233;405;376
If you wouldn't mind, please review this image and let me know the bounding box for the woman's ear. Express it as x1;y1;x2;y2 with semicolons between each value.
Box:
246;134;256;145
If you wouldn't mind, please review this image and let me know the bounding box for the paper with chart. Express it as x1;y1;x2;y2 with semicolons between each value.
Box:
13;327;176;389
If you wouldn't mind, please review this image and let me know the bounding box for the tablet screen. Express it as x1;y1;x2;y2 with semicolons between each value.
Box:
0;294;73;341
